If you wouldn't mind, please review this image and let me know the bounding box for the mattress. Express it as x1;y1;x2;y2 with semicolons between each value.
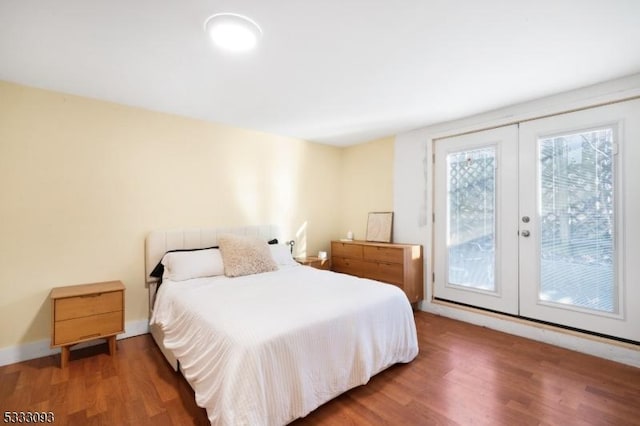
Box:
150;265;418;425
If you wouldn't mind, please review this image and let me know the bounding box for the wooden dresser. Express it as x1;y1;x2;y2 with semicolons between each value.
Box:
331;240;423;303
50;280;125;368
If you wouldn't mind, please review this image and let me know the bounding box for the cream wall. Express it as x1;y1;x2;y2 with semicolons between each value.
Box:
338;137;394;241
0;81;346;349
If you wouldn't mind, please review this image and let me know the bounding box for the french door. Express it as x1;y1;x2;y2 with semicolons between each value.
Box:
433;125;519;314
434;99;640;342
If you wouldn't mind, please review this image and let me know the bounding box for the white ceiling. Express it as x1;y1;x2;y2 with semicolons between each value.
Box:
1;1;639;146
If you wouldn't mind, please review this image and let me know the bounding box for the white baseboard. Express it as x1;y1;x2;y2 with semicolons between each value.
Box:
0;319;150;367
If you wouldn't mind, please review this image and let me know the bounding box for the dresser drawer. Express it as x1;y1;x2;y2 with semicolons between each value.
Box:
332;257;366;276
53;311;123;346
54;291;123;321
363;246;404;264
331;242;363;259
365;261;404;286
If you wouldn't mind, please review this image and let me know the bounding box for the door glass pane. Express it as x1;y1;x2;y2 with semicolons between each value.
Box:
538;128;616;313
447;147;496;290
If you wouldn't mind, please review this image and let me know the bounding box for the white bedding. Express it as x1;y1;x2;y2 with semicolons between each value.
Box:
150;265;418;425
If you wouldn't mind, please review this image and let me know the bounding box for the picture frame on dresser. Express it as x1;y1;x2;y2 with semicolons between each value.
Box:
366;211;393;243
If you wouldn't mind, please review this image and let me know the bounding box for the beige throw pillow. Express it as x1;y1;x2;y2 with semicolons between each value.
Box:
218;234;278;277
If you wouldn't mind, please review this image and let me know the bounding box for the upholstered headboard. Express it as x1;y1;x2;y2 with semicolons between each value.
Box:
145;225;280;285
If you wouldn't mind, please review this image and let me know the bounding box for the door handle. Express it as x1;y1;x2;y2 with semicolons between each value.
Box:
521;230;530;237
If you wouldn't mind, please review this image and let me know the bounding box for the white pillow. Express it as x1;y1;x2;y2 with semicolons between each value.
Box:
161;248;225;281
269;244;300;267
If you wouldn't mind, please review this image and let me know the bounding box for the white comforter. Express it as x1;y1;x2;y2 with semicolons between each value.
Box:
150;265;418;425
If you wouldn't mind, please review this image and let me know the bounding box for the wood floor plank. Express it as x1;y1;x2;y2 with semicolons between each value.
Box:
0;370;19;400
0;312;639;425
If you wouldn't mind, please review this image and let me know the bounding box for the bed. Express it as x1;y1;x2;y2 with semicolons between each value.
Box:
146;226;419;425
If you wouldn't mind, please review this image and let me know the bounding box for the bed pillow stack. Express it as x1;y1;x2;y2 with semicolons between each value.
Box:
153;236;296;282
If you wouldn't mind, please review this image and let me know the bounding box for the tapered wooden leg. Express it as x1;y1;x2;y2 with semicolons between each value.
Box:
108;336;117;356
60;346;70;368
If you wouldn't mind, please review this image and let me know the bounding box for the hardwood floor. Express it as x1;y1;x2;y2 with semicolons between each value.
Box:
1;312;639;425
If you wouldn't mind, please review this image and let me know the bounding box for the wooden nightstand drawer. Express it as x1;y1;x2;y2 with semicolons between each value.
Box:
53;311;123;346
54;291;122;321
363;246;403;264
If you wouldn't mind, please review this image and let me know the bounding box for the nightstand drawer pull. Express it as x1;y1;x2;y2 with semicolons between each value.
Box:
80;293;102;298
78;333;101;340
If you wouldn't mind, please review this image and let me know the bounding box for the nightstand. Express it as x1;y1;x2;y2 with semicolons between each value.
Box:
295;256;331;270
50;280;125;368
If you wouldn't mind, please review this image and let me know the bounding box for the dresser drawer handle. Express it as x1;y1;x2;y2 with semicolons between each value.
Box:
80;293;102;298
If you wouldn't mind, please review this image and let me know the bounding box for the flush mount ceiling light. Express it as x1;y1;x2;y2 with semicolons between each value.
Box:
204;13;263;52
